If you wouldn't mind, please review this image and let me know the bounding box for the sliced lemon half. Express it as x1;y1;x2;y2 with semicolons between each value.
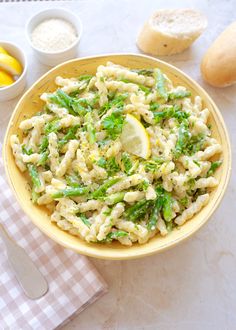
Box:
0;70;14;87
0;53;22;76
0;46;9;55
120;114;151;159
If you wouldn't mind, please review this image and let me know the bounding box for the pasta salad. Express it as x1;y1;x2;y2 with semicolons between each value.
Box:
10;61;222;245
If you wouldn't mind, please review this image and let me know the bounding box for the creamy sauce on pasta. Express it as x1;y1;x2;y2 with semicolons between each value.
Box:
10;62;222;245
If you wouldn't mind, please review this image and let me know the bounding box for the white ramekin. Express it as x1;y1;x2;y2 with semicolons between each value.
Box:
26;8;83;67
0;41;27;102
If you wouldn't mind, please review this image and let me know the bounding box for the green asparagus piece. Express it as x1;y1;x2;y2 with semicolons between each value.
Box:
37;151;49;166
120;78;151;95
154;68;168;101
162;192;173;222
27;164;41;188
39;136;49;153
174;120;191;158
58;125;79;148
44;119;60;134
168;90;191;100
66;175;81;188
78;214;91;227
147;198;163;231
52;187;89;198
31;186;40;204
91;178;121;199
125;199;152;222
105;192;125;205
84;112;96;144
101;230;128;243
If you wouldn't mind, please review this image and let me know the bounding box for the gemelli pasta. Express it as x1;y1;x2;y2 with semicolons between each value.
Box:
10;62;222;245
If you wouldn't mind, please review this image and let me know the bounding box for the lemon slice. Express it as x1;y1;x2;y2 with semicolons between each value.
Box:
0;53;22;76
120;114;151;159
0;70;14;87
0;46;9;55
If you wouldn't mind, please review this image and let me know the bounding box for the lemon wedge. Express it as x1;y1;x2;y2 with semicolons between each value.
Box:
0;46;9;55
120;114;151;159
0;53;22;76
0;70;14;87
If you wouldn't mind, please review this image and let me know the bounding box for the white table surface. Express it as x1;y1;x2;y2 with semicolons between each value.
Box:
1;0;236;329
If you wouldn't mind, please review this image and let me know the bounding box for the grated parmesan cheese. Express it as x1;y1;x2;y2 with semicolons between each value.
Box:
31;18;77;53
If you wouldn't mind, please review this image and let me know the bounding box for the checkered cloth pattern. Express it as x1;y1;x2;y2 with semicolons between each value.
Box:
0;149;107;329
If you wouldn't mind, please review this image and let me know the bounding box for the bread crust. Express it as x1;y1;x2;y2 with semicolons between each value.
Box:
201;22;236;87
137;9;207;56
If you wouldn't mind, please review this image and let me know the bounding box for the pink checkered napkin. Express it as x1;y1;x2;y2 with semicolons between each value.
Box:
0;154;107;329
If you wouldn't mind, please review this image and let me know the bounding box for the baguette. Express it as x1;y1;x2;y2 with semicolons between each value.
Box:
137;9;207;56
201;22;236;87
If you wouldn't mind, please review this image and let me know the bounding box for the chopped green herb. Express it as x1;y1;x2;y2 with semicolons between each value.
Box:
137;180;149;191
104;230;128;242
44;119;60;134
22;145;33;155
106;157;120;176
188;178;196;190
66;175;81;188
145;158;165;172
99;93;128;116
97;140;110;147
97;157;107;168
153;105;189;124
207;160;222;177
179;197;189;207
149;102;160;112
97;157;120;176
185;134;205;156
166;221;174;232
193;160;201;167
58;125;79;148
102;110;124;140
121;153;133;174
103;208;112;216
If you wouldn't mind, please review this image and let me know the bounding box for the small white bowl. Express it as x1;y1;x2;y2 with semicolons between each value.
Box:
26;8;83;67
0;41;27;102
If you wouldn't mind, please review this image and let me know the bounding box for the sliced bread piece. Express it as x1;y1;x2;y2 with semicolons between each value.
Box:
137;9;207;56
201;22;236;87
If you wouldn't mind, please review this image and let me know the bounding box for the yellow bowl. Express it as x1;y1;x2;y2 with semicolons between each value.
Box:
3;54;231;260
